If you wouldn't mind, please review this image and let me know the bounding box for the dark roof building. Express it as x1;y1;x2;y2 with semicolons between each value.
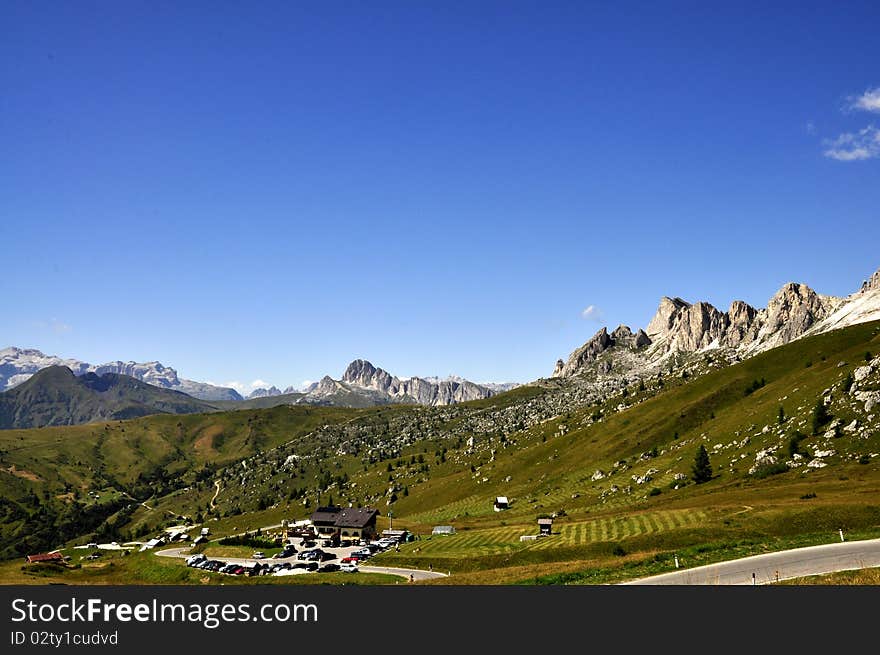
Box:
335;507;378;529
311;506;343;527
309;506;379;540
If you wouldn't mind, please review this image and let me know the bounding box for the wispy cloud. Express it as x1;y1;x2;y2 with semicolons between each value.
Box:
819;86;880;162
581;305;603;321
849;87;880;113
33;318;72;334
300;379;315;390
805;121;816;135
219;380;246;393
823;125;880;161
250;379;269;389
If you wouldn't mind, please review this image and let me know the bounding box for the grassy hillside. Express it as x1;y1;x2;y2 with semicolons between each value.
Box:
1;321;879;584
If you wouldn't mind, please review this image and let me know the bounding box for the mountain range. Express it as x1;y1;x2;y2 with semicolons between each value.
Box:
294;359;519;407
3;265;877;429
0;366;217;429
0;357;519;428
552;265;880;379
0;348;243;401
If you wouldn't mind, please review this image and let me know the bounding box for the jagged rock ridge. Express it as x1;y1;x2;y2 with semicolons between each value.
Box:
554;265;880;378
297;360;510;407
341;359;497;406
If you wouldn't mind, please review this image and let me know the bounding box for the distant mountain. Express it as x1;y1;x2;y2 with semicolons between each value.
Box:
296;360;513;407
420;375;520;394
0;348;243;401
552;264;880;379
247;386;283;399
0;366;219;429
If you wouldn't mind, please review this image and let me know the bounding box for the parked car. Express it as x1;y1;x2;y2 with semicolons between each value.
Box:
340;562;359;573
305;562;319;572
186;554;207;566
301;540;316;549
351;548;372;559
318;563;340;573
252;552;266;559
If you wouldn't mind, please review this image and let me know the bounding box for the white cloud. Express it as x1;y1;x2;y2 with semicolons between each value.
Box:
850;87;880;113
805;121;816;135
823;125;880;161
581;305;603;321
33;318;72;334
250;379;269;389
300;379;315;390
221;381;246;393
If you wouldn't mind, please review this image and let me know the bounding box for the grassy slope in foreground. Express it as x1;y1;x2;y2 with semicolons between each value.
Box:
368;321;880;581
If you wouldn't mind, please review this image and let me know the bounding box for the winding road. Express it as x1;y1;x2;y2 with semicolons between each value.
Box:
621;537;880;585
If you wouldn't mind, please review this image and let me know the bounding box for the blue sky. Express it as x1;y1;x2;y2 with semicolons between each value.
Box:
2;1;879;392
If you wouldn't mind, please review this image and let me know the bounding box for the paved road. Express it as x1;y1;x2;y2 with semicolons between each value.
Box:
154;547;447;581
621;538;880;585
360;565;447;581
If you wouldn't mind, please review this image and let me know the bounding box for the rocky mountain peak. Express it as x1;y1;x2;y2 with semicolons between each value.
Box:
758;282;841;348
645;297;691;342
860;268;880;294
553;324;652;378
342;359;397;392
247;386;283;399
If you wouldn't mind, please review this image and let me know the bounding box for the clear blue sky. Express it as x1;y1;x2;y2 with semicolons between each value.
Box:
3;1;879;392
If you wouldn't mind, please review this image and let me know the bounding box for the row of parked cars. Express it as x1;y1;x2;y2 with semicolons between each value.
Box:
346;536;400;562
185;553;354;575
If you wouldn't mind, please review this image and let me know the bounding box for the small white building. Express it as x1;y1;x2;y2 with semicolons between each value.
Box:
432;525;456;536
494;496;509;511
139;537;165;552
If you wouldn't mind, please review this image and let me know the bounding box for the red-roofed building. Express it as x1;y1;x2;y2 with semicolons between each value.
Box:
25;552;64;564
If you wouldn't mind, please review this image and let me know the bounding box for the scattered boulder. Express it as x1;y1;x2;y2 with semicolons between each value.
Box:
854;365;873;383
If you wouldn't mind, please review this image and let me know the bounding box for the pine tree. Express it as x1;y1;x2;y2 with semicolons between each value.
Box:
692;445;713;484
778;406;786;424
811;399;831;435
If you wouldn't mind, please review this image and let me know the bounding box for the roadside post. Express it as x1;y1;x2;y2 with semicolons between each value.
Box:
839;528;845;542
752;572;756;586
674;553;679;569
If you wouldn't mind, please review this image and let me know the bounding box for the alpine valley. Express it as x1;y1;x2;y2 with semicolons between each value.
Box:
1;265;879;585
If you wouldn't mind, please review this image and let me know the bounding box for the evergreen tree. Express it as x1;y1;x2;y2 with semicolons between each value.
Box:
692;445;713;484
778;406;786;424
811;399;831;435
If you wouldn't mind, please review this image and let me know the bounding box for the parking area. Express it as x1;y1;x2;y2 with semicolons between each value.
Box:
180;535;405;578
